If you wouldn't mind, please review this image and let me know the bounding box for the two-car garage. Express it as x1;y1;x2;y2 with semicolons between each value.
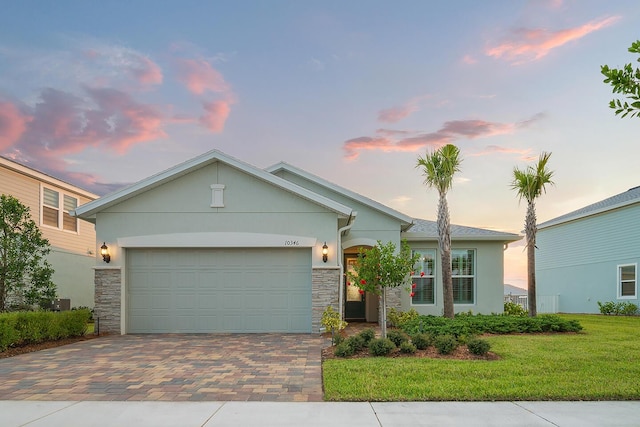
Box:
126;248;312;333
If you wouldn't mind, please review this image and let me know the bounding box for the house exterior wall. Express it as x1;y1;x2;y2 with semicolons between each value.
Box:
537;203;640;313
403;240;506;315
0;162;96;308
95;162;342;267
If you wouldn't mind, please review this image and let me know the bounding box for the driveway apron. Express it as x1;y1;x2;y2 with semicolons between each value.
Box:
0;334;327;402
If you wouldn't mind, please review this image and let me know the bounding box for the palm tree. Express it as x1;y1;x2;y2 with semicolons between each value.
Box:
416;144;462;319
511;152;554;317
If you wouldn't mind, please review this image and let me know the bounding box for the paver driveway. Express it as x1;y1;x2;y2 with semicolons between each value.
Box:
0;334;328;402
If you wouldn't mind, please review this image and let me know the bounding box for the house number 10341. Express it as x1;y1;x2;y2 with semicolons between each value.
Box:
284;240;300;246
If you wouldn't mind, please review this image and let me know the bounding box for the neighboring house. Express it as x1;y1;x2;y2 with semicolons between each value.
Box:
0;156;98;308
74;150;520;334
537;186;640;313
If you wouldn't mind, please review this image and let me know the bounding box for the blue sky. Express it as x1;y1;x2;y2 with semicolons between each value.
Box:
1;0;638;288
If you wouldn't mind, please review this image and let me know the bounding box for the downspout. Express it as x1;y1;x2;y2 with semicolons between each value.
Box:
337;211;357;320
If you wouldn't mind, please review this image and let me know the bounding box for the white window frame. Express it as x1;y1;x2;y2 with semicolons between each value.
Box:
40;185;79;234
410;249;436;306
617;263;637;300
452;249;476;305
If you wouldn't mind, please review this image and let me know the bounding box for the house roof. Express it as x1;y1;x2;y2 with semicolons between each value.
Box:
73;150;353;221
403;219;521;242
0;156;98;200
265;161;414;230
538;186;640;229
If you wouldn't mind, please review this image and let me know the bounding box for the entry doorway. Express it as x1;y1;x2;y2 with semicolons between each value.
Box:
344;254;379;322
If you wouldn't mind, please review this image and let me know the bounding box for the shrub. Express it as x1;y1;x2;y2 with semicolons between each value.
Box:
504;301;527;316
410;332;432;350
386;329;409;347
333;334;345;346
434;334;458;355
598;301;638;316
621;302;638;316
387;308;419;328
358;328;376;344
345;335;366;352
369;338;396;356
467;337;491;356
321;306;348;344
334;342;355;357
399;341;417;354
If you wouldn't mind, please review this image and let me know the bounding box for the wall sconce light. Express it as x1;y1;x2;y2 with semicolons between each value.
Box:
100;242;111;263
322;242;329;263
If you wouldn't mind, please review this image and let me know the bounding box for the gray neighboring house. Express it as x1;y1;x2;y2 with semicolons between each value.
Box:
74;149;520;334
537;186;640;313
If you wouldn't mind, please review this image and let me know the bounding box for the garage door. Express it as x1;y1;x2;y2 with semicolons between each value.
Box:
127;248;312;333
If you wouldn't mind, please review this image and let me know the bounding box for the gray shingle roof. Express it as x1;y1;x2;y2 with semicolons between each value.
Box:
404;219;520;242
538;186;640;229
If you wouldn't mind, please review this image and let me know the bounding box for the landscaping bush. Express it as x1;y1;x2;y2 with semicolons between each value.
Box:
345;335;366;352
399;341;417;354
334;341;355;358
598;301;638;316
504;301;527;316
467;337;491;356
0;309;91;352
358;328;376;344
401;313;582;337
386;329;409;347
386;308;419;328
434;334;458;355
621;303;639;316
410;332;432;350
369;338;396;356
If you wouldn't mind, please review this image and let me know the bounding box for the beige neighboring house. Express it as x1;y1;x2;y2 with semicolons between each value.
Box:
0;156;98;308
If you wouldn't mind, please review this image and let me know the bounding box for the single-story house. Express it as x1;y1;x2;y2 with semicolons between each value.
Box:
0;156;98;309
536;186;640;313
74;149;520;334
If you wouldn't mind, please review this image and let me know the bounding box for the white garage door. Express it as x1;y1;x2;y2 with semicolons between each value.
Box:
127;248;312;333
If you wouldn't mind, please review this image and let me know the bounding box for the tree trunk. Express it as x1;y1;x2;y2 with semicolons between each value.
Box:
380;287;387;338
526;200;537;317
438;192;454;319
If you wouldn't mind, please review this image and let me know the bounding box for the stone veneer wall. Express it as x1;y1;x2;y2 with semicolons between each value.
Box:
384;286;403;315
94;268;122;334
311;267;340;333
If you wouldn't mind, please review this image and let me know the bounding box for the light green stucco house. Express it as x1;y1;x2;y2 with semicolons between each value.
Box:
537;186;640;313
74;150;520;334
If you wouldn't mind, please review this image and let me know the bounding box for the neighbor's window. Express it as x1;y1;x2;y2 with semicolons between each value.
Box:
618;264;637;299
411;250;436;305
41;187;78;232
452;249;475;304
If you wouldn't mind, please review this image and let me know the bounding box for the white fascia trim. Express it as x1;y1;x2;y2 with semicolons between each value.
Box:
74;149;352;219
266;162;414;226
539;200;640;230
118;232;318;248
402;233;523;243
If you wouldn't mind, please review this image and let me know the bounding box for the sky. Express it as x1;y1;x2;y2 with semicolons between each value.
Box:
0;0;638;289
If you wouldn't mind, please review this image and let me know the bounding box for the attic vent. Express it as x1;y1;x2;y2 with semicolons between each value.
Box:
210;184;225;208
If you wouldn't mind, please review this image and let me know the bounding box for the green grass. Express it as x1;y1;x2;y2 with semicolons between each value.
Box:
323;314;640;401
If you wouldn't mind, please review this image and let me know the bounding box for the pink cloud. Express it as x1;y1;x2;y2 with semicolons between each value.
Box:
343;114;544;160
176;59;229;95
0;101;30;151
470;145;534;160
462;54;478;65
199;100;231;133
130;57;163;85
378;105;417;123
486;16;620;64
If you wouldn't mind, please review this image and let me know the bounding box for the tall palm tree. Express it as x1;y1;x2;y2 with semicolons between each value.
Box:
511;152;554;317
416;144;462;319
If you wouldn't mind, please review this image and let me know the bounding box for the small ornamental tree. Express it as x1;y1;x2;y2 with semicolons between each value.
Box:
601;40;640;119
347;240;419;338
0;194;56;311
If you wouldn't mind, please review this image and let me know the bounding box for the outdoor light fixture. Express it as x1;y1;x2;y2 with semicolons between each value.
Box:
100;242;111;263
322;242;329;263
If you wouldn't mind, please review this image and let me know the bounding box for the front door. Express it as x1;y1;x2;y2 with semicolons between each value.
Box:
344;256;366;320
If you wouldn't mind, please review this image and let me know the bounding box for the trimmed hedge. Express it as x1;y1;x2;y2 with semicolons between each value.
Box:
0;309;91;352
401;313;583;337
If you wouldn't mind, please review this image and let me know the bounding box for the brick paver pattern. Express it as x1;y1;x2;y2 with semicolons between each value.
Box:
0;334;329;402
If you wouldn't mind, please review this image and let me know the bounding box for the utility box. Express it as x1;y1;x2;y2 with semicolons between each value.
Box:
51;298;71;311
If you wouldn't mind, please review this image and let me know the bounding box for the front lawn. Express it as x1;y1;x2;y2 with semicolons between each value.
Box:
323;314;640;401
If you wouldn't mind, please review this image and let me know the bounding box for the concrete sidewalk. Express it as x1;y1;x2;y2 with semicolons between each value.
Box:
2;401;639;426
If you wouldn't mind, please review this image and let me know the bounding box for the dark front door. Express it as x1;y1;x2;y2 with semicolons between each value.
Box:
345;256;366;320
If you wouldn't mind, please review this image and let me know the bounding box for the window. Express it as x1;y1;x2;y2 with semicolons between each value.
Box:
452;249;475;304
618;264;637;299
41;187;78;232
411;250;436;305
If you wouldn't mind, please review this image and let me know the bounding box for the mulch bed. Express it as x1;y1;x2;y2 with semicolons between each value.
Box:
0;334;102;359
